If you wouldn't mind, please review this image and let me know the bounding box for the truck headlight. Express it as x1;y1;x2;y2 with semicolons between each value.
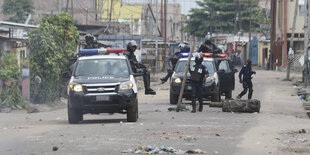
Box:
205;77;215;83
173;78;181;83
70;84;83;92
119;81;133;91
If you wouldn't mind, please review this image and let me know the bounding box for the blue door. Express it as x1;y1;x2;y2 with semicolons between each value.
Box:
250;37;258;65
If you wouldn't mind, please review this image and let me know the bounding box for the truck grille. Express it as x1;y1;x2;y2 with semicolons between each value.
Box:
83;83;119;96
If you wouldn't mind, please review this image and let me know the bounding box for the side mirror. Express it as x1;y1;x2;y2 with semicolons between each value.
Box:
133;69;144;77
62;71;71;79
217;69;225;74
233;68;238;73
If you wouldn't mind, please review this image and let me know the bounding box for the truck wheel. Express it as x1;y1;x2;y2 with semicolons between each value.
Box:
225;91;232;99
127;98;138;122
170;90;178;105
67;102;83;124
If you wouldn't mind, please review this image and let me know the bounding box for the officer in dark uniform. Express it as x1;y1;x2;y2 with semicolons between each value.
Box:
160;43;189;83
198;32;221;54
236;59;256;100
124;40;156;95
84;34;98;49
189;56;209;113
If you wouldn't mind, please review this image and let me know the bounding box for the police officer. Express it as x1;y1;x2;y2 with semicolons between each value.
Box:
124;40;156;95
189;56;209;113
85;34;98;49
236;59;256;100
160;43;189;84
198;32;221;54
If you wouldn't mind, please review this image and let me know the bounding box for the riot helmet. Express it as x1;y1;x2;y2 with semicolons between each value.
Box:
178;43;190;53
127;40;137;52
195;56;203;65
205;32;212;42
247;59;252;66
85;34;94;43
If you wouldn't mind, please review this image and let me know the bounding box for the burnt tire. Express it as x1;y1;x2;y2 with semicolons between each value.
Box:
170;90;178;105
127;98;138;122
225;91;232;99
67;102;83;124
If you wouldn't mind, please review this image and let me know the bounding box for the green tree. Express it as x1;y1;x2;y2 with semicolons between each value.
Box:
2;0;34;23
185;0;267;36
28;13;79;103
0;53;27;109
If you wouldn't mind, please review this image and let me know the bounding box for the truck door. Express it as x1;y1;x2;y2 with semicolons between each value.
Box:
217;60;236;93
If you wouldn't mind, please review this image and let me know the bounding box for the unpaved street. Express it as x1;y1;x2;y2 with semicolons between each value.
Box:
0;69;310;155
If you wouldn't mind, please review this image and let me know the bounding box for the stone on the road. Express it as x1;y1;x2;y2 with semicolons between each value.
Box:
222;99;261;113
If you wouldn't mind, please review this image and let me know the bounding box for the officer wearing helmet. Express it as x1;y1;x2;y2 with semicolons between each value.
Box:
198;32;221;53
124;40;156;95
189;54;209;113
160;43;189;84
85;34;98;49
236;59;256;100
178;43;190;53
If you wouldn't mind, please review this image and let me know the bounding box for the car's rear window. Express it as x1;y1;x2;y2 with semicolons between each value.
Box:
175;60;215;73
75;59;130;77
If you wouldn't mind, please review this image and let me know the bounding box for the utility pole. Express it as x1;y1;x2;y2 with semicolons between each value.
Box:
149;0;153;37
270;0;276;70
286;0;299;80
58;0;61;14
109;0;113;23
66;0;69;12
155;0;159;73
304;0;309;87
247;0;253;62
163;0;167;71
71;0;74;18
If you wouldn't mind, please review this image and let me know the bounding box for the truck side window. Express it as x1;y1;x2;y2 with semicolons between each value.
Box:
218;60;231;73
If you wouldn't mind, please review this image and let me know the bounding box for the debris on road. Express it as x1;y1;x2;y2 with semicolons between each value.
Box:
121;146;206;154
52;146;58;151
222;99;261;113
294;138;307;142
209;102;223;108
168;105;189;112
0;108;12;113
27;107;39;113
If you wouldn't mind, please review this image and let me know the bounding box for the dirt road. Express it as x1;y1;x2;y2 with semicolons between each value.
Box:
0;69;309;155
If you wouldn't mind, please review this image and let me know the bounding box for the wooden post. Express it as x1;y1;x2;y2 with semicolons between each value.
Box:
176;41;196;112
286;0;298;80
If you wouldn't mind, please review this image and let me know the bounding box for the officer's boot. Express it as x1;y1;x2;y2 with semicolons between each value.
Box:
144;72;156;95
248;89;253;100
191;98;196;113
198;98;203;112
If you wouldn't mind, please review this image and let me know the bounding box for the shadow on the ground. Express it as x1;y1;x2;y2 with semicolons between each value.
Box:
79;118;127;124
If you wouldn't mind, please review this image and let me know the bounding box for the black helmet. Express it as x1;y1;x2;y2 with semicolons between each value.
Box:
178;43;190;53
247;59;252;66
195;56;203;65
127;40;137;51
85;34;94;42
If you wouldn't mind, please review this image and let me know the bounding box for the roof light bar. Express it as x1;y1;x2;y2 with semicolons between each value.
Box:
216;54;228;58
79;48;126;56
180;52;189;57
201;53;213;57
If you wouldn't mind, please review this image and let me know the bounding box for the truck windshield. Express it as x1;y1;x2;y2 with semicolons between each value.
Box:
75;59;130;77
175;60;215;73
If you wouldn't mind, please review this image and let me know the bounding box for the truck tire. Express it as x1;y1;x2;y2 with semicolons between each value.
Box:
127;98;138;122
170;90;178;105
67;102;83;124
225;91;232;99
